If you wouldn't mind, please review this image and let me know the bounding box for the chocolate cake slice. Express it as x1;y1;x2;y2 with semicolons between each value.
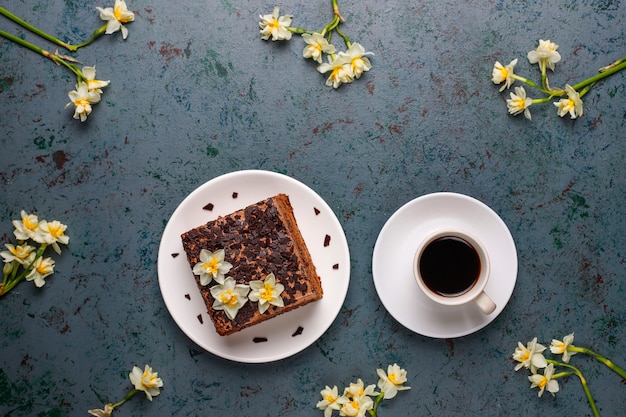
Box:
181;194;323;336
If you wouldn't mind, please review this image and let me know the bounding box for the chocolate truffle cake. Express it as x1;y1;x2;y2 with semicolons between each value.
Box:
181;194;323;336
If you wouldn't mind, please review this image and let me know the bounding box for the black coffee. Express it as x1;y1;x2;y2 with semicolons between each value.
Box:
419;236;481;297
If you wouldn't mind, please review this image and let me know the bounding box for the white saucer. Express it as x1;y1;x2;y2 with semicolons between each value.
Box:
372;192;517;338
158;170;350;362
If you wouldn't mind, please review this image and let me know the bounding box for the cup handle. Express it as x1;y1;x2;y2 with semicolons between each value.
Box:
474;291;496;315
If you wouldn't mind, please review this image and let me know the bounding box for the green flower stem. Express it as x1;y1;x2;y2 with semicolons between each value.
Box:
367;392;385;417
0;30;85;82
332;0;346;23
0;244;48;296
71;25;107;50
111;389;138;408
572;57;626;92
548;360;600;417
568;346;626;379
0;6;74;50
512;74;556;95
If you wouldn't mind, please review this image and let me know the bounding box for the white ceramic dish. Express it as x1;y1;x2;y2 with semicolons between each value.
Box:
158;170;350;362
372;192;517;338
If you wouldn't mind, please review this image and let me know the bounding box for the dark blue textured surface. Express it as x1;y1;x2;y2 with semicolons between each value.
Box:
1;1;624;416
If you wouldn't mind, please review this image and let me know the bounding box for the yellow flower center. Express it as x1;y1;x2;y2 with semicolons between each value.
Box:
114;5;132;23
511;98;526;111
388;373;399;384
48;224;64;239
260;282;275;302
220;290;239;307
204;257;220;275
36;262;50;274
142;370;159;388
267;18;280;32
519;351;530;362
537;376;547;389
23;217;37;231
73;97;90;108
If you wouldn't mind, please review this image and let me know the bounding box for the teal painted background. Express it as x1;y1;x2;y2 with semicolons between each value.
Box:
1;0;624;416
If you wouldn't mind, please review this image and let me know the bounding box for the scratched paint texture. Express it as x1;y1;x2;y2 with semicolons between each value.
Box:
0;0;625;416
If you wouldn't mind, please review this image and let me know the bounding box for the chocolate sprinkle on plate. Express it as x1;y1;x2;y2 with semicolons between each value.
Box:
253;337;268;343
171;253;179;258
332;263;339;270
292;326;304;337
197;314;203;324
324;234;331;247
232;192;238;198
314;207;320;215
203;203;214;211
184;294;191;300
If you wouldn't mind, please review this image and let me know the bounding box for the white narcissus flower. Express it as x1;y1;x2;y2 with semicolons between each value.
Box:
129;365;163;401
12;210;43;242
82;66;110;94
336;378;378;417
248;272;285;314
340;43;374;80
317;55;353;89
302;33;336;64
210;277;250;320
550;333;577;363
1;243;36;265
97;0;135;39
25;257;55;287
512;337;547;372
492;59;518;91
259;6;293;41
192;249;233;286
528;363;559;397
527;39;561;72
376;363;410;399
38;220;69;255
506;86;533;120
554;84;583;119
316;385;341;417
66;83;101;122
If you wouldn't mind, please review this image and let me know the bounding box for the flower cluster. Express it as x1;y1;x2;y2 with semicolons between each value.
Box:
259;1;374;89
512;333;626;417
0;210;69;297
316;364;410;417
492;39;626;120
192;249;285;319
0;1;135;122
88;364;163;416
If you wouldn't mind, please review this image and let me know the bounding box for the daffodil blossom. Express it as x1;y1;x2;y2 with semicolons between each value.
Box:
248;272;285;314
210;277;250;320
336;379;377;417
0;243;35;265
318;55;353;89
512;337;547;372
554;84;583;119
528;363;559;397
340;43;374;80
550;333;577;363
492;59;518;91
192;248;232;285
66;82;101;122
12;210;43;242
129;365;163;401
82;66;110;94
376;363;410;399
25;256;55;287
38;220;69;255
527;39;561;72
316;385;341;417
506;86;533;120
88;404;114;417
259;6;293;41
97;0;135;40
302;33;336;64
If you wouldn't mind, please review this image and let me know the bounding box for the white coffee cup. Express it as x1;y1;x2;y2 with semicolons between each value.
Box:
413;229;496;315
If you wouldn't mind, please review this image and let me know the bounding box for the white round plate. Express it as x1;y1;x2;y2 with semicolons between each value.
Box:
372;192;517;338
158;170;350;362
